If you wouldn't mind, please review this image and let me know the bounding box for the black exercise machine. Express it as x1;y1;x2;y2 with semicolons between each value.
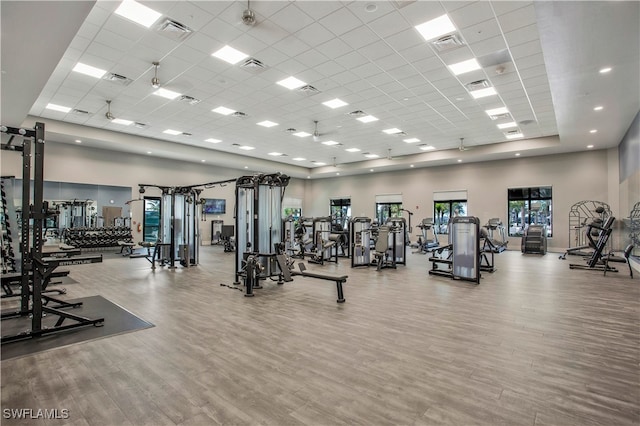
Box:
481;218;508;253
521;224;547;254
569;216;617;272
429;216;482;284
220;225;235;252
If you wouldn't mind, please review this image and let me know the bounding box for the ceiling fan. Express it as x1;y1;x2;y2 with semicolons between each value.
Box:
458;137;473;151
242;0;256;26
313;120;328;142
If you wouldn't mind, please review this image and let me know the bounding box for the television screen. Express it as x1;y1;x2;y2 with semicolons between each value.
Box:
204;198;226;214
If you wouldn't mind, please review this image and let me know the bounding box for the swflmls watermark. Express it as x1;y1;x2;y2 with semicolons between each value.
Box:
3;408;69;420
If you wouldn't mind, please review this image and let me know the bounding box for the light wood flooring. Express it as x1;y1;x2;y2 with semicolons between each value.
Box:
1;246;639;426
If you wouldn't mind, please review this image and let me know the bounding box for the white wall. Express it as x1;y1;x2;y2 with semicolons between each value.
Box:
304;150;613;252
0;142;306;244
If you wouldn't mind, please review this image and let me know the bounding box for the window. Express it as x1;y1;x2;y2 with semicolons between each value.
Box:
433;200;467;235
330;198;351;230
143;197;161;242
283;207;301;221
508;187;552;237
376;202;403;224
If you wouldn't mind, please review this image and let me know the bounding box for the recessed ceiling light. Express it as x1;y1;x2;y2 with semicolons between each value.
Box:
505;132;524;139
75;139;82;143
268;152;283;156
415;14;456;42
239;145;255;150
293;131;311;138
307;176;310;179
322;98;348;109
153;88;181;100
457;159;462;163
486;107;509;116
383;128;402;134
163;129;182;135
589;129;598;133
257;120;278;127
419;145;436;151
322;141;339;146
276;76;306;90
201;160;206;162
410;165;415;168
314;162;326;166
212;45;249;65
46;103;71;113
365;3;378;12
515;153;521;157
205;138;221;143
448;58;481;75
72;62;107;79
292;157;306;161
114;0;162;28
357;115;378;123
336;172;340;176
593;106;603;111
587;144;594;149
212;106;235;115
244;166;249;169
345;148;361;152
147;151;152;154
497;122;517;129
369;169;374;172
364;154;379;158
599;67;612;74
112;118;133;125
403;138;420;143
470;87;497;99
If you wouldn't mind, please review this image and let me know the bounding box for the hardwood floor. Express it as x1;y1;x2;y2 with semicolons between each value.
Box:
1;246;638;425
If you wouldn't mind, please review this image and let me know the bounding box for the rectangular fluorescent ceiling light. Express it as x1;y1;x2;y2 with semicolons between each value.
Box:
114;0;162;28
314;162;326;166
506;132;523;139
383;128;402;134
419;145;436;151
485;107;509;116
212;45;249;65
448;58;481;75
496;122;517;129
239;145;255;150
415;14;456;42
322;98;348;109
364;154;379;158
153;88;181;99
357;115;378;123
322;141;339;146
212;106;235;115
293;131;311;138
292;157;306;161
277;76;307;90
45;103;71;113
268;152;283;156
163;129;182;135
257;120;278;127
470;87;497;99
345;148;361;152
205;138;221;143
403;138;420;143
112;118;133;125
72;62;107;79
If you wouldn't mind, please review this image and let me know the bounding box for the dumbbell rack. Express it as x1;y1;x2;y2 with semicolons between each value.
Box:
0;178;17;274
62;226;133;249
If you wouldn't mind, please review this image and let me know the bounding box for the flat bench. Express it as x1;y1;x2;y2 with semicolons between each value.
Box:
290;263;346;303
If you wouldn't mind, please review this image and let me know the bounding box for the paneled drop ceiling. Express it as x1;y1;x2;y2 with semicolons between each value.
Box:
1;1;638;178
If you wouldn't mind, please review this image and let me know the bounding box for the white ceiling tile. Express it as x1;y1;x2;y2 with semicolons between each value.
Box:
295;23;335;46
398;1;447;26
359;40;397;60
398;43;435;62
269;3;315;34
374;54;405;72
513;52;545;70
504;24;539;47
458;19;501;44
368;10;412;38
509;39;542;59
295;51;331;69
365;72;395;87
314;61;346;78
254;47;289;68
438;46;476;65
351;62;382;78
297;1;345;20
191;1;232;17
273;35;312;58
165;2;215;31
469;35;507;57
387;65;420;81
315;37;353;59
341;25;380;50
184;32;219;54
331;70;360;85
230;33;269;57
497;4;537;33
442;2;476;13
449;2;496;29
334;51;370;69
319;7;360;36
518;64;548;80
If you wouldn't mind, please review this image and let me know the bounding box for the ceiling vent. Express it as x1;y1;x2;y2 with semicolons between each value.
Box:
432;34;464;52
232;111;248;119
179;95;201;105
72;108;90;115
134;122;149;129
466;79;490;91
182;132;192;136
103;73;133;86
393;0;416;9
285;128;297;133
348;110;366;117
395;131;407;136
240;58;267;74
505;129;521;135
156;18;193;41
489;112;511;121
297;85;320;95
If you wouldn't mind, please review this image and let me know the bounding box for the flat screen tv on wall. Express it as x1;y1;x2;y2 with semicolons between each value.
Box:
203;198;226;214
